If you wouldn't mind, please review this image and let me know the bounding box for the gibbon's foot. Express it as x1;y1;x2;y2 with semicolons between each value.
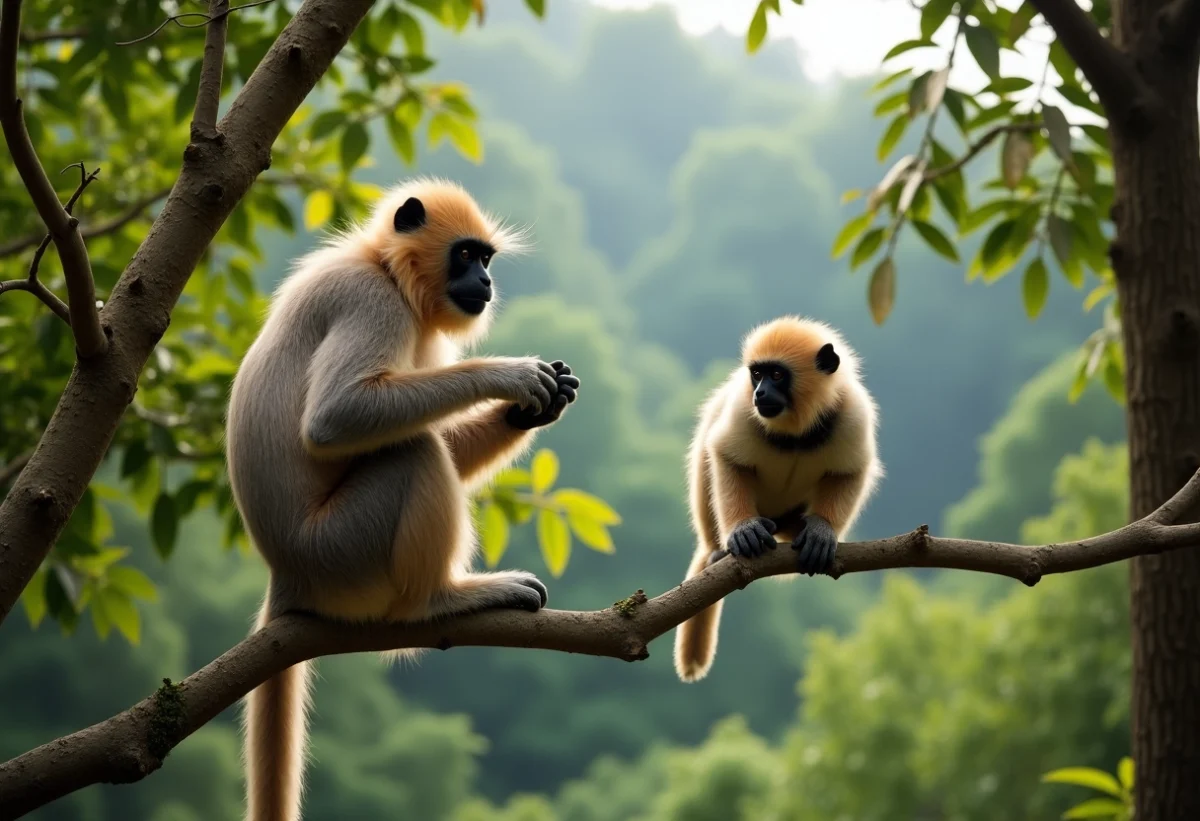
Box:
494;571;549;611
726;516;778;559
506;360;581;430
791;514;838;576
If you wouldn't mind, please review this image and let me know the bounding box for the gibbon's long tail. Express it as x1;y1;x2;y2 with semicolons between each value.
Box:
242;595;314;821
673;549;724;683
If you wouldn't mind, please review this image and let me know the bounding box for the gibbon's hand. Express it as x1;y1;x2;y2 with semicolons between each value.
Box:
491;357;559;415
726;516;778;559
506;360;580;430
792;514;838;576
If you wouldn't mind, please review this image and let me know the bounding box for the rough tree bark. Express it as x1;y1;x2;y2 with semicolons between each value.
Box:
1108;0;1200;817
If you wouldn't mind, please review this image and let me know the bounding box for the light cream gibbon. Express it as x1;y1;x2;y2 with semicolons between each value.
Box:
225;179;580;821
672;316;882;683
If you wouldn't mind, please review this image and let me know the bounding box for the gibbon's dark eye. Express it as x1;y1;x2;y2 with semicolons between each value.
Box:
459;247;472;262
481;252;493;267
750;369;761;381
770;370;784;382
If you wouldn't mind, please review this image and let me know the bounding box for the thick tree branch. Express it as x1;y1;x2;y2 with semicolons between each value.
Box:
0;0;107;358
3;469;1200;818
0;0;379;628
923;122;1041;182
1158;0;1200;56
1027;0;1156;131
0;189;171;260
191;0;229;141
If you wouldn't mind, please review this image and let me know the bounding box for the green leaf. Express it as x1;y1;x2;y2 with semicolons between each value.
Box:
850;228;886;270
840;189;863;205
1084;280;1115;312
980;219;1016;268
943;88;968;133
1103;342;1126;405
965;24;1001;79
907;71;930;118
920;0;956;39
983;77;1034;95
304;190;334;231
537;509;570;578
871;67;912;92
1062;798;1128;819
524;0;546;18
493;467;533;488
339;122;369;171
387;115;416;164
832;212;875;258
96;588;141;644
1082;124;1110;151
309;109;347;140
747;0;770;53
1043;767;1124;798
877;113;909;162
553;489;623;526
873;90;908;116
960;199;1016;235
1043;104;1074;164
100;75;130;122
1001;130;1034;188
478;502;510;568
397;10;425;54
1117;758;1134;791
1048;215;1083;287
1069;349;1091;403
531;449;559;494
567;514;615;554
21;567;47;628
882;39;936;62
107;566;158;602
868;258;896;325
912;220;959;262
151;493;179;560
1009;1;1037;43
1023;257;1049;319
442;116;483;163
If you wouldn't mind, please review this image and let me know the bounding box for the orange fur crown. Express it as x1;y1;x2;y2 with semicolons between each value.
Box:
740;316;855;431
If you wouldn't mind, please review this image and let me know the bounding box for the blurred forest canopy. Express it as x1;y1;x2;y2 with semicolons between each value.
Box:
0;1;1142;820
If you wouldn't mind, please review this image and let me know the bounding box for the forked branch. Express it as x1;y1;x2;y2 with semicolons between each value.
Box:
0;0;106;357
3;468;1200;818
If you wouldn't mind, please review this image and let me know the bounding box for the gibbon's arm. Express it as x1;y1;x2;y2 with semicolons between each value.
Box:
301;307;556;460
441;402;530;487
809;470;872;536
708;450;760;537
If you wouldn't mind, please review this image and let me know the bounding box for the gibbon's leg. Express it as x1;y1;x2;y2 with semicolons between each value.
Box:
792;470;870;576
674;451;730;683
242;591;315;821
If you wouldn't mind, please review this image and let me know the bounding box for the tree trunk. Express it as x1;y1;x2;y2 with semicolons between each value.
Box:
1111;1;1200;816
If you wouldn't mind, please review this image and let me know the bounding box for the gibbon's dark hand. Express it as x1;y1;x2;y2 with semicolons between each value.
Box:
726;516;778;559
791;514;838;576
506;360;580;430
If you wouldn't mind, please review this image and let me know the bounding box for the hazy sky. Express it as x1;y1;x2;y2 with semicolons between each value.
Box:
587;0;1064;111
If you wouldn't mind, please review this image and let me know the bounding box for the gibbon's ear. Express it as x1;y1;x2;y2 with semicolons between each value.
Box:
815;342;840;375
393;197;427;233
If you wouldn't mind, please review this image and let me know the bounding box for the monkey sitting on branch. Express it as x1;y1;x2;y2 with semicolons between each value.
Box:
674;316;883;683
225;178;580;821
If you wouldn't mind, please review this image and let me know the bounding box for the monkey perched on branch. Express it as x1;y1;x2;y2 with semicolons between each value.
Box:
674;316;882;683
225;179;580;821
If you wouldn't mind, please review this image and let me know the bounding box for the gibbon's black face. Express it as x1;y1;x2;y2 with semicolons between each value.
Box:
748;361;791;418
445;238;496;316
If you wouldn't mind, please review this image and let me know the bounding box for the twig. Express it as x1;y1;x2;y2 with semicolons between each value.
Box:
192;0;229;140
1026;0;1157;131
923;123;1042;182
0;188;171;260
19;28;87;44
0;0;106;357
116;0;276;46
4;468;1200;817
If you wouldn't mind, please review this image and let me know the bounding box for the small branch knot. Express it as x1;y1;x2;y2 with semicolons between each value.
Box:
612;589;648;618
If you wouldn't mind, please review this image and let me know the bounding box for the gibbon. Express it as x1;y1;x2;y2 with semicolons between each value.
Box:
225;178;580;821
673;316;882;683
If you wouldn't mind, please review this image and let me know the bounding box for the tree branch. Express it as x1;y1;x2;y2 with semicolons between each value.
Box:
18;27;88;44
0;0;380;628
1027;0;1156;131
1157;0;1200;57
923;122;1041;182
4;469;1200;817
191;0;229;140
0;0;106;358
0;188;171;260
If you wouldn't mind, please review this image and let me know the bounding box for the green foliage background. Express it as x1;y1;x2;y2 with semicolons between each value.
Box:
0;1;1134;819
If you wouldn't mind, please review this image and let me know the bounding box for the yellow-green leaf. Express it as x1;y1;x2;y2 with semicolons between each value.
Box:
530;449;559;494
1117;757;1134;791
1042;767;1123;798
567;515;615;554
840;188;863;205
911;220;959;262
107;566;158;602
850;228;886;271
747;0;770;53
1062;798;1127;819
1022;257;1049;319
304;190;334;231
877;113;908;162
868;258;896;325
537;509;570;578
478;502;509;568
21;567;47;628
832;212;874;258
553;489;622;526
493;467;532;489
97;588;141;645
1084;280;1114;312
